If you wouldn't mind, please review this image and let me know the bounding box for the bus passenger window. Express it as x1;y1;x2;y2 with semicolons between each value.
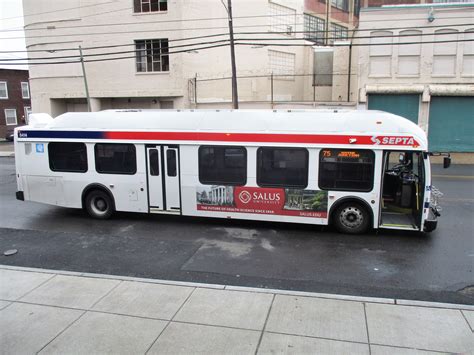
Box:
318;149;374;192
149;149;159;176
166;149;177;177
257;147;308;188
95;143;136;175
49;142;88;173
199;146;246;185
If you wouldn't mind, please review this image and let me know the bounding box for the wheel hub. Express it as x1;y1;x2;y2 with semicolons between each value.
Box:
340;207;363;229
92;197;108;214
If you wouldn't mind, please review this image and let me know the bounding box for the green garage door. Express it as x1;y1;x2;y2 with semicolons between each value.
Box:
368;94;420;124
428;96;474;152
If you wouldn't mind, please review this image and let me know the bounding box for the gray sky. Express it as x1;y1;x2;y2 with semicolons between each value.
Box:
0;0;27;69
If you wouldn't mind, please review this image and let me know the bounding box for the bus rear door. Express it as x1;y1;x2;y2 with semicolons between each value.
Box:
146;145;181;214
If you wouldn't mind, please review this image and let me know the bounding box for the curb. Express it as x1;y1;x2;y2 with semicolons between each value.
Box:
1;264;473;311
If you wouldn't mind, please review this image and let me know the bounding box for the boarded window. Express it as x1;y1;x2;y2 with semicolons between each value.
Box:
433;29;458;76
369;31;393;77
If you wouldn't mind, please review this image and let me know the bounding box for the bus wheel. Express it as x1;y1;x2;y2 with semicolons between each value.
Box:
333;202;369;234
85;190;114;219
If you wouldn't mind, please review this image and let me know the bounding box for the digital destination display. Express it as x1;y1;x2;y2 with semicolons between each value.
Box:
322;150;361;159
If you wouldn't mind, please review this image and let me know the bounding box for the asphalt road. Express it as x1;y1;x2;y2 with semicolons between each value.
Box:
0;156;473;304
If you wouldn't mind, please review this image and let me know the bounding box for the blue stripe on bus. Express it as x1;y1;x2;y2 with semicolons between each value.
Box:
18;130;104;139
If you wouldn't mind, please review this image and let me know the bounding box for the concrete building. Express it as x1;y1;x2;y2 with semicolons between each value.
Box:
22;0;360;113
0;69;31;139
356;3;474;152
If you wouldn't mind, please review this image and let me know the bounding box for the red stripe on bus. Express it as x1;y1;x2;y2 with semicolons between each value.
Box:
105;131;419;146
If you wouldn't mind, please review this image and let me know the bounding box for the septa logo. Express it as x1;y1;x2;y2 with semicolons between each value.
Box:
371;136;381;145
373;136;419;147
238;190;252;204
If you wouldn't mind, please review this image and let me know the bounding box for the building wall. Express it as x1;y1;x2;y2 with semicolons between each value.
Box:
23;0;358;114
357;5;474;128
0;69;31;139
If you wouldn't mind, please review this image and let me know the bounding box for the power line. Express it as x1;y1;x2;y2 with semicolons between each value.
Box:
0;28;470;62
1;37;473;66
1;16;473;40
0;43;232;65
2;11;474;32
0;19;473;46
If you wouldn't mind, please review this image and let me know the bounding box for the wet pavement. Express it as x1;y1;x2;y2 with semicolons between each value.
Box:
0;157;473;304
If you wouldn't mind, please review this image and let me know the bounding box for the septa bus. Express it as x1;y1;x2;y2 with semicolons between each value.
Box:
14;109;449;234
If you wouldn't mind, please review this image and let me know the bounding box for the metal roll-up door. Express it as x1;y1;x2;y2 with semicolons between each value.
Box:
428;96;474;152
368;94;420;124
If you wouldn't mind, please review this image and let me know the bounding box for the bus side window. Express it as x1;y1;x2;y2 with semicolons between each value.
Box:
198;146;247;185
95;143;137;175
257;147;308;188
318;149;375;192
49;142;88;173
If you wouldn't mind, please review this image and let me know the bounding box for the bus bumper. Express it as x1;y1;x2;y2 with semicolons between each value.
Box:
423;209;438;233
16;191;24;201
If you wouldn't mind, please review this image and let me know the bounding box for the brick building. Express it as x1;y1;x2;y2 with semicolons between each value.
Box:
0;69;31;139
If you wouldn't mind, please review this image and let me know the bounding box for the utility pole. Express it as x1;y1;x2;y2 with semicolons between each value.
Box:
222;0;239;109
79;45;91;112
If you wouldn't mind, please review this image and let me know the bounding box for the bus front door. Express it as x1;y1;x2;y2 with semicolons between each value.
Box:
146;145;181;214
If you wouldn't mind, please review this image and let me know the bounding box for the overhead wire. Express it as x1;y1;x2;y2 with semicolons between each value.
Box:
1;11;474;32
1;36;473;66
0;21;473;54
1;14;473;40
0;27;471;63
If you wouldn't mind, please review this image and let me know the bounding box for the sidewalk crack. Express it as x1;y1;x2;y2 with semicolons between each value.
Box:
254;293;275;355
145;286;197;354
363;303;372;355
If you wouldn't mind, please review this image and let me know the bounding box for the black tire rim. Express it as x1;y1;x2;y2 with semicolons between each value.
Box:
339;206;364;230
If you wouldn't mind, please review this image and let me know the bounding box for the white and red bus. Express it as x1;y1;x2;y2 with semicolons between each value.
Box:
14;109;448;234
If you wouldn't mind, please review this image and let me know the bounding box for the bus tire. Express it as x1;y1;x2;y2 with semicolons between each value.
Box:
85;189;114;219
333;202;369;234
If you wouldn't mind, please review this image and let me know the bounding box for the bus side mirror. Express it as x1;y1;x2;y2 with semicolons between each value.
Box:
443;156;451;169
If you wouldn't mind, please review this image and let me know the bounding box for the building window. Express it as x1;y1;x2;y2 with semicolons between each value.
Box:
199;146;247;186
269;50;295;80
95;143;137;175
319;149;375;192
49;142;88;173
135;39;169;72
332;0;349;11
4;109;17;125
21;82;30;99
0;82;7;99
330;23;348;42
133;0;167;13
24;106;32;124
462;29;474;76
269;2;296;35
433;29;458;76
257;147;308;188
369;31;393;77
398;30;421;76
304;14;325;45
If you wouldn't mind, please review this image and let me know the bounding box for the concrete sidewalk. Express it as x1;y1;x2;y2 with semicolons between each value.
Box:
0;265;473;354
